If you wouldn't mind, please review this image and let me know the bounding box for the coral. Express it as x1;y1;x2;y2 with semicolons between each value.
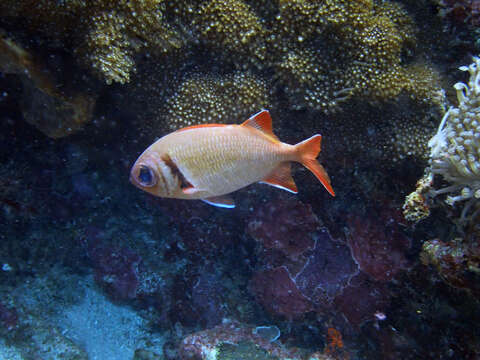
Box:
88;241;141;301
84;226;164;302
190;269;227;328
407;58;480;294
387;100;444;162
247;199;319;259
2;2;476;358
319;101;441;169
436;0;480;27
426;57;480;220
346;206;412;282
248;198;404;325
0;1;84;38
252;326;280;342
0;0;441;110
333;273;390;326
164;72;270;131
0;0;186;84
193;0;268;68
403;173;433;223
81;10;136;85
158;199;239;261
166;263;248;330
324;328;344;356
0;34;96;138
293;229;359;304
178;320;330;360
251;266;314;319
79;0;185;84
248;199;360;320
270;0;441;112
421;237;480;297
218;341;278;360
83;226;167;304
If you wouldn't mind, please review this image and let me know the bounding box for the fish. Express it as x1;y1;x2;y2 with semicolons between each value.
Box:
130;110;334;208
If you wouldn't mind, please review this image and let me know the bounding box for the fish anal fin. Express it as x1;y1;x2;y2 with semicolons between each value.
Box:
260;162;298;194
242;110;279;141
202;195;235;209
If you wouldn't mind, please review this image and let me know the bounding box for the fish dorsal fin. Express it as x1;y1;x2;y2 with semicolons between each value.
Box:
260;162;298;194
242;110;279;141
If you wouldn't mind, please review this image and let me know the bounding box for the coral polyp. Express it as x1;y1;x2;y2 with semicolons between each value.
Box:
427;57;480;218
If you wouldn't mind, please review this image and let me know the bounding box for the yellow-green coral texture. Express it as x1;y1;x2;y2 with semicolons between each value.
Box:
165;72;270;131
270;0;438;111
0;0;440;111
0;0;185;84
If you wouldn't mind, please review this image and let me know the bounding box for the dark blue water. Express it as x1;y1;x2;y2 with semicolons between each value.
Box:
0;1;479;359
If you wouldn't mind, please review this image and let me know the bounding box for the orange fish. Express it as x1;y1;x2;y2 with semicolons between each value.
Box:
130;110;334;208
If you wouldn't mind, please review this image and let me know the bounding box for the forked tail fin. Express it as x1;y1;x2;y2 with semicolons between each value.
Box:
295;135;335;196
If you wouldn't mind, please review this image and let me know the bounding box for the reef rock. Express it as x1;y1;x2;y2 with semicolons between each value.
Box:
0;35;96;138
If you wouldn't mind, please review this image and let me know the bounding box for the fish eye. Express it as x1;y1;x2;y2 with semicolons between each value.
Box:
138;165;156;187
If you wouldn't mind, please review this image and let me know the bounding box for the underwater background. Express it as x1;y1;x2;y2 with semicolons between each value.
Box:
1;0;480;359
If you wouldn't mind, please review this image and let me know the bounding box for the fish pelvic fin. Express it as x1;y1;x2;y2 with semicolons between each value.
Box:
295;135;335;196
242;110;280;143
260;162;298;193
202;195;235;208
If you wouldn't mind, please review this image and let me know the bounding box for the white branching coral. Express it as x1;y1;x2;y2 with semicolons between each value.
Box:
427;57;480;216
404;57;480;223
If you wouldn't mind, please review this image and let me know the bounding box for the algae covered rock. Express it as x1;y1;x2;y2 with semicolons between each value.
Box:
178;319;337;360
218;341;279;360
0;34;96;138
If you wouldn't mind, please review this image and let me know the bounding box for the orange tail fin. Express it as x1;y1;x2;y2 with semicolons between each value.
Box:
295;135;335;196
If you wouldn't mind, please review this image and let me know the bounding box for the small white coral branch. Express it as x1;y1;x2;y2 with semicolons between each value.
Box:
426;57;480;220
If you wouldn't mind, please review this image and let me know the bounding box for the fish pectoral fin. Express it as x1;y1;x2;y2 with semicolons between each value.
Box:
182;186;201;195
260;162;298;194
202;195;236;209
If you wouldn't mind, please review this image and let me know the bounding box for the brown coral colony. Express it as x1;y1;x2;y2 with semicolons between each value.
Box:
0;0;439;124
